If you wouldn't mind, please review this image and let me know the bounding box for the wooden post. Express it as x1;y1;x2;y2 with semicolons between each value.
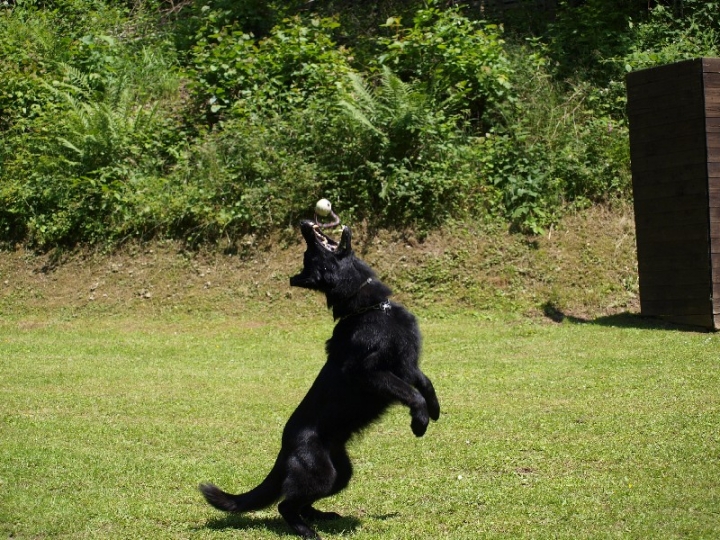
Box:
627;58;720;330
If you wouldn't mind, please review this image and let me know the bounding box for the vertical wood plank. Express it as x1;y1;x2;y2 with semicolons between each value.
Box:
628;58;717;329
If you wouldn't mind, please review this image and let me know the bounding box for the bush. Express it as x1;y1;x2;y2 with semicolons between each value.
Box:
330;67;475;226
0;2;187;247
475;42;631;234
377;4;512;126
187;15;352;120
158;115;321;242
2;0;715;249
621;0;720;71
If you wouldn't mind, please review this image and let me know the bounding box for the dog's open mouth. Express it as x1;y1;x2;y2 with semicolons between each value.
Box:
311;223;339;252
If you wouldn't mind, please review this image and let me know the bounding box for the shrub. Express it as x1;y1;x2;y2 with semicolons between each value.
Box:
475;42;631;234
0;2;187;247
547;0;638;84
622;0;720;71
333;66;474;226
187;15;351;120
159;115;321;242
377;4;512;126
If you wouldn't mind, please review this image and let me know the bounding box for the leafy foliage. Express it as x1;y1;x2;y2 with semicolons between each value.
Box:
0;3;185;247
622;0;720;70
377;5;512;124
334;66;476;226
187;15;351;119
0;0;716;247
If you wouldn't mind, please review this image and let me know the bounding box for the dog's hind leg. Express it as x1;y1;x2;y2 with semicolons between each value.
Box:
299;445;352;522
279;499;322;539
329;445;353;495
279;435;339;538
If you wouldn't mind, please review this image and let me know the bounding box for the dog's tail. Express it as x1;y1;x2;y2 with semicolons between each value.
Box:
199;462;283;513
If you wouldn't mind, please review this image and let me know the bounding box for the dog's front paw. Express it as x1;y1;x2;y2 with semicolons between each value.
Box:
411;410;429;437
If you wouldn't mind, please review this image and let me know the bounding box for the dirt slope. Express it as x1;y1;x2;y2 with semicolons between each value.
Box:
0;204;638;321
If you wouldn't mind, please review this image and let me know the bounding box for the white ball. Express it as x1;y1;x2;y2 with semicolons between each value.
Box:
315;198;332;217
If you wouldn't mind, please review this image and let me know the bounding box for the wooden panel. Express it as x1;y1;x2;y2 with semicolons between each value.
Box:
708;131;720;147
702;58;720;73
635;251;710;272
636;239;710;262
634;178;708;201
628;108;705;131
707;62;719;326
639;269;712;287
710;186;720;205
631;129;707;155
630;148;707;173
706;76;720;91
635;225;709;247
628;58;720;330
711;229;720;251
639;283;711;302
640;298;712;317
705;72;720;117
634;210;708;234
706;94;720;108
632;161;708;183
631;163;708;200
627;58;701;91
712;229;720;255
628;90;704;116
653;314;716;328
633;193;708;214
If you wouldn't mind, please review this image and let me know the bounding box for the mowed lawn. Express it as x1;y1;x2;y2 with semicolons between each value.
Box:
1;311;719;539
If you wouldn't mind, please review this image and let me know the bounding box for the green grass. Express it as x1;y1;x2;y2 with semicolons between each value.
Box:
1;311;719;539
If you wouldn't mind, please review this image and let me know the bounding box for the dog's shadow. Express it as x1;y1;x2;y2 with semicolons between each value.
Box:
204;512;368;537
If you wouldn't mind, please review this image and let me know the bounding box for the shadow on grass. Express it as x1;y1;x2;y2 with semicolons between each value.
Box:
203;512;364;537
542;302;712;333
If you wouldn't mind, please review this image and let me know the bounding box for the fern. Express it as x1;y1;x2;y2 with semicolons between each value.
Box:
340;67;429;144
338;73;386;140
43;62;159;174
339;66;438;167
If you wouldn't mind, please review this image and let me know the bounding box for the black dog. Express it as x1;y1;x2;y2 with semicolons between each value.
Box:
199;220;440;539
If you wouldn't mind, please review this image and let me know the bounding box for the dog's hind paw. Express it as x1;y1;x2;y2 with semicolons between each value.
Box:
301;506;343;521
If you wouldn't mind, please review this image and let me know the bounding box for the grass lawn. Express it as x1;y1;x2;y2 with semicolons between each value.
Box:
1;310;719;539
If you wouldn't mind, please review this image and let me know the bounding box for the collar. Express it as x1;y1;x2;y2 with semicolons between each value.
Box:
339;299;392;321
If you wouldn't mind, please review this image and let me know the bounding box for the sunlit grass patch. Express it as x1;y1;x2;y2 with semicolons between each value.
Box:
1;313;719;538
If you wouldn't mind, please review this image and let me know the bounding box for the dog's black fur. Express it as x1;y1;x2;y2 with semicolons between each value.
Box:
199;220;440;539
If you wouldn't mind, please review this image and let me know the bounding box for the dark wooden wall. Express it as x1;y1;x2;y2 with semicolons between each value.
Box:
627;58;720;330
708;60;720;330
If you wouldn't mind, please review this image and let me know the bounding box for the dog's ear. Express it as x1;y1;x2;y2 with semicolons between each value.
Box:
338;226;352;257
